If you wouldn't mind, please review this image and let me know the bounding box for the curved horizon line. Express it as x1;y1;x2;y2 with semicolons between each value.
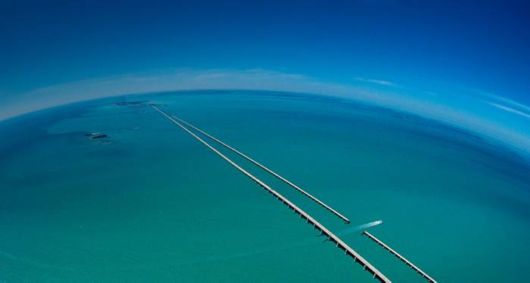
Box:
1;69;529;160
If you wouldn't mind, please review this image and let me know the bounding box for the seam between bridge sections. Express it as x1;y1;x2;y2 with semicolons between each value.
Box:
171;115;351;224
150;105;391;283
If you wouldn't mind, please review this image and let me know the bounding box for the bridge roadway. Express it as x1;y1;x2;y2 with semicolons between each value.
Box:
363;231;436;283
171;115;351;224
151;105;391;283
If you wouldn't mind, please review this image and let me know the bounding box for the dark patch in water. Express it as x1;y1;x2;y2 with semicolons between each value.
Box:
85;132;109;140
0;104;87;161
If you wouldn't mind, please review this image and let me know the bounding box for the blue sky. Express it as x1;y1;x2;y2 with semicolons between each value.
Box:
1;0;530;155
2;0;530;95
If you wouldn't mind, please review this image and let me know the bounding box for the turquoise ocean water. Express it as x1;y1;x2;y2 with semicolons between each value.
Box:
1;90;529;282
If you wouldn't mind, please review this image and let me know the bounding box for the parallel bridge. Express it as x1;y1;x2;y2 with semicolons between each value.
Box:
172;115;351;224
363;231;437;283
151;105;391;283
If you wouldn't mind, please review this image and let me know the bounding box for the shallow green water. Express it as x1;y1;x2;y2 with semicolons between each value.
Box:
1;91;529;282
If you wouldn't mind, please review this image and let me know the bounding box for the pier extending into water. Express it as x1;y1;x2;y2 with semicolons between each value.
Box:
363;231;437;283
172;115;351;224
151;105;390;283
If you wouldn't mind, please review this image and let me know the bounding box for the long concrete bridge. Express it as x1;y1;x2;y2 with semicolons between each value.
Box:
172;115;351;224
151;105;391;283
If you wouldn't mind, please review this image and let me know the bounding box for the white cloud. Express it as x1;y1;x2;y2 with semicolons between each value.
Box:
488;102;530;119
467;88;530;115
354;77;396;87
